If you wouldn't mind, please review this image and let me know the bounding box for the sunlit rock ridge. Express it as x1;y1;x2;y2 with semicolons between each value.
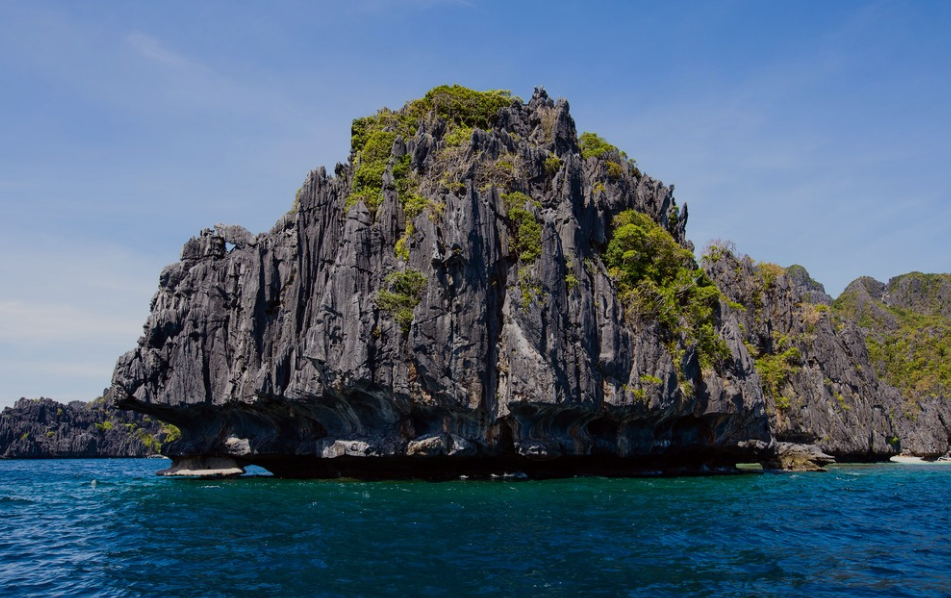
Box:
108;86;949;477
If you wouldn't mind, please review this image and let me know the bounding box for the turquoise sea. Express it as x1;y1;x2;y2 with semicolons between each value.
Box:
1;459;949;597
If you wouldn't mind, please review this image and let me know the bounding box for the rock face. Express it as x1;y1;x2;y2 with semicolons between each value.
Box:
110;87;774;478
704;251;901;464
0;397;169;458
108;86;950;476
835;273;951;457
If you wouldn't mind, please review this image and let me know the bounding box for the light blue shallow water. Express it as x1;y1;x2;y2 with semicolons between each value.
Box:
1;459;949;597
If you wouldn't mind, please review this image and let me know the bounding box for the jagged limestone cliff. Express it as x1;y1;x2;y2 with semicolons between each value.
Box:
835;273;951;456
0;397;174;458
703;249;900;464
108;85;948;476
110;86;775;477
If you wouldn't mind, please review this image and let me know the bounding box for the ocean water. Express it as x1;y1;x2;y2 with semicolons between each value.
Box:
1;460;949;597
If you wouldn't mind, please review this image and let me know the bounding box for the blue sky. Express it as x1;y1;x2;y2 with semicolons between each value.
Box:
1;0;949;408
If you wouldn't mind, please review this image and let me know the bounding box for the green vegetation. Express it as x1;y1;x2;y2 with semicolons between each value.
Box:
477;153;522;191
444;125;473;147
291;186;302;213
833;274;951;403
350;107;417;155
606;161;624;180
604;210;728;369
579;132;619;160
376;270;428;333
135;422;180;454
700;239;738;265
95;420;114;432
409;85;514;130
518;270;544;308
565;272;578;291
395;223;413;261
347;86;512;214
834;392;850;411
346;130;399;213
752;342;802;410
502;192;542;263
864;310;951;401
757;262;785;288
163;424;181;444
544;154;562;176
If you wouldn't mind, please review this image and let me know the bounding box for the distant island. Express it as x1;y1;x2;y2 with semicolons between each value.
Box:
0;396;178;458
14;85;950;476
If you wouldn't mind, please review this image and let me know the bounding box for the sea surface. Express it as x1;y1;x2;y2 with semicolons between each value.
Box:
1;459;949;597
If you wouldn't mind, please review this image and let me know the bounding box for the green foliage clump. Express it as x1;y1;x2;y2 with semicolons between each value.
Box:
701;239;736;263
565;272;578;291
163;424;181;444
518;269;543;308
401;193;431;220
501;191;539;211
502;192;542;263
544;154;562;176
579;132;619;160
508;207;541;263
408;85;513;130
833;274;951;403
477;153;522;191
351;107;417;154
346;130;398;213
347;102;426;215
376;270;428;333
605;161;624;179
754;345;802;409
864;311;951;401
291;186;302;213
757;262;785;288
395;222;414;261
604;210;729;369
444;126;473;147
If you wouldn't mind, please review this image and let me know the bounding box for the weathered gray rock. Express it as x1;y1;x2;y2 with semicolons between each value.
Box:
764;442;836;472
109;88;774;478
107;86;951;476
836;273;951;457
704;253;900;461
0;397;168;458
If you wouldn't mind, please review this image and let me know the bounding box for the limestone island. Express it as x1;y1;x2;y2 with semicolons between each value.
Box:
105;86;951;479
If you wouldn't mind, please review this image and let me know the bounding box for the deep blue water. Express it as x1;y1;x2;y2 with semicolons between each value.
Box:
1;460;950;597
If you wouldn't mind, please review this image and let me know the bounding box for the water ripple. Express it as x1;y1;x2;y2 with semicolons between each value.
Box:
1;461;950;597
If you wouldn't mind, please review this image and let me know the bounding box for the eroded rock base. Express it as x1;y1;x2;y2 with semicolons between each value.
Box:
157;457;246;478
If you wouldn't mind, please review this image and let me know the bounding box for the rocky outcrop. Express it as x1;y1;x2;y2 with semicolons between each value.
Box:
835;273;951;457
109;87;775;478
107;85;950;476
0;397;170;458
703;251;901;462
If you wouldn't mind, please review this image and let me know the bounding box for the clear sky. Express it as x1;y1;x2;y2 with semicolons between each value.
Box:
1;0;949;408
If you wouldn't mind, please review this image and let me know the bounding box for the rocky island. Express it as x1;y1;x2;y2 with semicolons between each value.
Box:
0;396;175;458
105;86;951;478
